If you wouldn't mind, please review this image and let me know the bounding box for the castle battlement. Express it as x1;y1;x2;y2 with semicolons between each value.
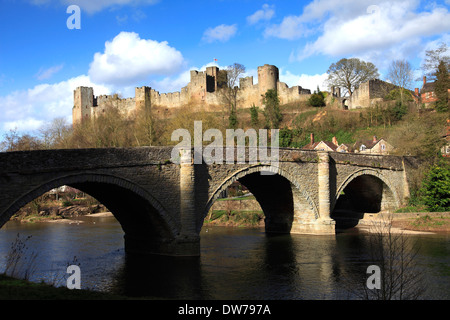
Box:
73;64;312;125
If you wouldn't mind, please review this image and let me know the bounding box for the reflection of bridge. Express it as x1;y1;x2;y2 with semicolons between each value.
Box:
0;147;418;256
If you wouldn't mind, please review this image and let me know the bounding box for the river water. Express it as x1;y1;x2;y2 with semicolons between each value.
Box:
0;215;449;300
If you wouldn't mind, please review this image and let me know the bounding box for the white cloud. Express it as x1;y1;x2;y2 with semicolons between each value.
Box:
88;32;185;86
304;3;450;58
418;34;450;61
0;75;111;134
247;4;275;25
264;15;305;40
300;0;379;22
151;70;191;94
35;64;64;81
279;69;328;92
2;118;45;133
1;31;187;135
267;0;450;66
263;0;376;40
202;24;238;43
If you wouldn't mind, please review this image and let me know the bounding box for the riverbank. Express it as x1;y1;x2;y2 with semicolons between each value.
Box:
10;195;110;224
390;212;450;233
0;274;128;300
9;195;450;233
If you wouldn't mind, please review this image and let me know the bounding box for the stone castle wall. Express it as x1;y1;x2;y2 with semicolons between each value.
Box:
73;64;312;125
348;79;399;109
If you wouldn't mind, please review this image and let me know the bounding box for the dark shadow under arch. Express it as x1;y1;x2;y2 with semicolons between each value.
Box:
202;165;319;234
332;171;398;230
0;173;179;255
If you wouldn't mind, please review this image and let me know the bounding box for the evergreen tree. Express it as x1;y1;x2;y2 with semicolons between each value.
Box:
434;60;449;112
262;89;282;129
228;107;238;129
249;104;259;127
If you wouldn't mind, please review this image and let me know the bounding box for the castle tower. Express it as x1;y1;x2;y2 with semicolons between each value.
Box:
258;64;279;96
206;66;219;92
135;86;152;112
73;86;94;125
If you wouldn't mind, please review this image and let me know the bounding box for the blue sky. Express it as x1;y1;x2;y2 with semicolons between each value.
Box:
0;0;449;136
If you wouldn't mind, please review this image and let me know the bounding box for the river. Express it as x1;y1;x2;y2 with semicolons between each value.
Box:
0;215;449;300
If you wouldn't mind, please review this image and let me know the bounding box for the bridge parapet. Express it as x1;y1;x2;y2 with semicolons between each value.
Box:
0;147;174;174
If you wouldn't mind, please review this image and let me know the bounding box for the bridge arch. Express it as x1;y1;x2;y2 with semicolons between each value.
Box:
333;168;400;216
0;173;179;255
202;164;319;233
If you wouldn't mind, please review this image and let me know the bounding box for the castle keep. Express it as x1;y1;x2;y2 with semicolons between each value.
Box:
73;64;311;124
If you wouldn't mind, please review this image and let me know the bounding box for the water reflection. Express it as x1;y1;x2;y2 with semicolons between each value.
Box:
110;254;204;299
0;218;449;299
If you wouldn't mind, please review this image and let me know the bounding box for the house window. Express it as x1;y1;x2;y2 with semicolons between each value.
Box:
381;144;386;150
360;145;366;151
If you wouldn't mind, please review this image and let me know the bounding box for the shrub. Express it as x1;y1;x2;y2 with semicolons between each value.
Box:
422;159;450;211
308;91;326;107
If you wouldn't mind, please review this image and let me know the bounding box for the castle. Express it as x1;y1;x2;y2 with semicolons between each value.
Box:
73;64;312;124
331;79;417;110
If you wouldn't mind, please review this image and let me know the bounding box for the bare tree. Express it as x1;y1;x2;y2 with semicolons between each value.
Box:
218;63;245;128
39;117;72;149
326;58;379;96
133;104;156;146
345;213;426;300
386;59;414;106
421;42;450;81
0;129;43;152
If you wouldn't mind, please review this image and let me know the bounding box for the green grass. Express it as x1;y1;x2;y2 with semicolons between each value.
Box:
205;210;264;227
395;205;428;213
0;274;127;300
411;215;450;228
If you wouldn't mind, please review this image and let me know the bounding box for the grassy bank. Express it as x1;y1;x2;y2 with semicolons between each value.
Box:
0;274;127;300
204;209;264;228
11;194;108;224
391;213;450;232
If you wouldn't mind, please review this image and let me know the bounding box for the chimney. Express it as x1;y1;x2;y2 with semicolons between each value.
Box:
332;136;338;146
423;76;426;86
310;133;314;144
373;135;377;143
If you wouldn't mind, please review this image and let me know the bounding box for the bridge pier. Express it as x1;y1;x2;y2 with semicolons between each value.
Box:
177;149;201;256
316;151;335;234
122;155;201;256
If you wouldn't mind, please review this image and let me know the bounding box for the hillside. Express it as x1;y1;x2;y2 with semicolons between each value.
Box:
2;91;447;157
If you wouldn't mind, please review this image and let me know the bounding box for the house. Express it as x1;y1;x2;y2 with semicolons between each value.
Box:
419;76;450;107
354;136;393;155
336;143;354;153
302;133;393;155
301;134;353;153
302;134;339;152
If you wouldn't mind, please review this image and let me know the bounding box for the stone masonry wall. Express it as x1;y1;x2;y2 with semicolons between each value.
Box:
73;64;312;124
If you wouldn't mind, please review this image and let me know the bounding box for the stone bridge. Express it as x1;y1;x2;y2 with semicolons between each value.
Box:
0;147;418;256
